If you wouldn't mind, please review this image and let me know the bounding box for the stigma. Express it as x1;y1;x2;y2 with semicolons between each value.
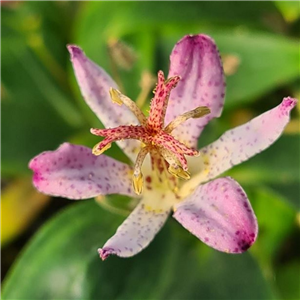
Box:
90;71;210;195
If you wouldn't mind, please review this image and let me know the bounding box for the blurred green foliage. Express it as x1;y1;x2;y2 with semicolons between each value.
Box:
2;201;275;300
1;1;299;300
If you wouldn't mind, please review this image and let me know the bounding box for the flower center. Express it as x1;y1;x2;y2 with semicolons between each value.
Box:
90;71;210;195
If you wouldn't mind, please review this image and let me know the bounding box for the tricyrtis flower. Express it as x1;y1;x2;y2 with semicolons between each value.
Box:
29;34;297;260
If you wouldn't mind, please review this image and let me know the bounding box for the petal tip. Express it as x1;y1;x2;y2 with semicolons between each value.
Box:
234;231;257;253
28;159;45;189
67;44;84;59
98;248;115;260
282;97;298;110
28;157;37;170
179;34;216;48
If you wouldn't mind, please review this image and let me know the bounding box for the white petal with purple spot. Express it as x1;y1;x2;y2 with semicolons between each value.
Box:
68;45;141;161
182;97;298;192
29;143;136;199
99;189;174;259
174;177;257;253
166;34;225;147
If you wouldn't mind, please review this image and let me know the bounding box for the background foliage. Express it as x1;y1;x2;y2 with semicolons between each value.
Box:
1;1;299;300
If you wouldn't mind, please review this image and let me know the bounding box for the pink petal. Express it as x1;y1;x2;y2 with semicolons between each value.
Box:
173;177;257;253
99;193;171;260
68;45;141;161
29;143;136;199
194;97;298;181
166;34;225;147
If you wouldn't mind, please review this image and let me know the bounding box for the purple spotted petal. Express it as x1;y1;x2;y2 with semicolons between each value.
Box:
189;97;297;182
99;194;171;260
68;45;141;161
166;34;225;147
174;177;257;253
29;143;136;199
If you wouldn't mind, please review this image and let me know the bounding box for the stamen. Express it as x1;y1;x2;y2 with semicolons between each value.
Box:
109;88;147;125
133;147;149;195
164;106;211;133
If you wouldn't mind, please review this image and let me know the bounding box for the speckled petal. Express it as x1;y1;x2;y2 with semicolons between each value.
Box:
68;45;141;161
173;177;257;253
29;143;136;199
166;34;225;147
99;190;172;260
184;97;298;189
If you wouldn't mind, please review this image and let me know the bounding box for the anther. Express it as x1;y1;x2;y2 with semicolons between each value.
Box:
109;88;123;105
164;106;210;133
168;166;191;180
133;173;143;195
132;147;149;195
109;88;147;125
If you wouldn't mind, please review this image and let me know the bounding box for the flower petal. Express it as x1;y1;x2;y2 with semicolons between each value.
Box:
173;177;257;253
68;45;141;161
182;97;298;193
29;143;136;199
166;34;225;147
99;190;173;259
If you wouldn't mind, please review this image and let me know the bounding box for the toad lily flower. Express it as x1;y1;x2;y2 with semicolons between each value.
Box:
29;34;297;260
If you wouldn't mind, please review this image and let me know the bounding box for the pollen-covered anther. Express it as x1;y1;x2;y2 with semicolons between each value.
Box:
132;146;149;195
159;147;190;180
164;106;211;133
109;88;147;125
168;165;191;180
109;88;123;105
92;142;111;156
133;173;143;195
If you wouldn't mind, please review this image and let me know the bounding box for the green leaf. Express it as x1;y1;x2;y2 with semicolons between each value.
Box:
76;1;282;36
275;260;300;300
249;187;296;272
212;31;299;108
275;1;300;23
227;134;300;209
1;3;84;176
3;200;274;300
